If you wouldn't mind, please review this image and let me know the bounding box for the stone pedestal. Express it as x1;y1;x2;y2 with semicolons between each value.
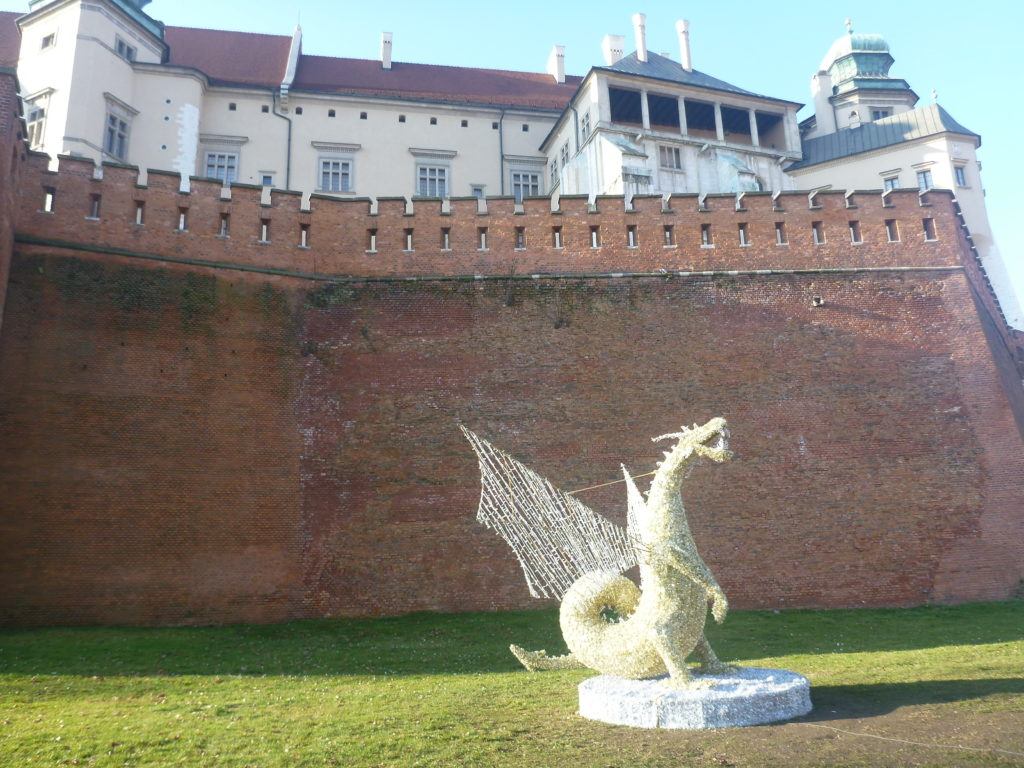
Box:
578;667;811;729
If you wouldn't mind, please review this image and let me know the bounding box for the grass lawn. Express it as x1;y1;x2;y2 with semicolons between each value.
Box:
1;602;1022;767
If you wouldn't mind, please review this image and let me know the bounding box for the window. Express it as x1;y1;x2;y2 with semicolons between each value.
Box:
491;121;499;130
648;93;680;131
261;174;274;187
228;103;237;111
441;227;451;250
560;141;570;169
478;227;488;250
738;223;749;246
25;100;46;149
581;111;591;140
812;221;825;245
923;217;937;241
609;87;643;125
398;115;406;123
871;108;891;121
103;109;131;160
515;227;526;250
954;165;968;187
403;228;414;251
300;224;310;248
461;119;468;128
659;146;682;170
417;165;448;197
259;218;271;243
549;160;558;186
177;207;188;232
849;220;862;244
134;201;145;225
218;213;230;237
626;225;638;248
205;152;238;183
552;226;563;249
115;37;137;63
883;176;899;192
663;224;675;246
700;223;713;247
885;219;900;242
916;169;933;191
511;171;540;203
295;107;303;115
367;229;377;252
328;109;336;118
471;185;485;199
521;123;529;132
775;221;787;245
360;112;367;120
590;225;600;248
88;194;101;220
320;159;353;192
430;117;437;125
261;105;270;114
42;187;55;213
40;33;56;50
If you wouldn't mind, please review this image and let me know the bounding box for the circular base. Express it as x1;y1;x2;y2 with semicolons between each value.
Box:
578;667;812;729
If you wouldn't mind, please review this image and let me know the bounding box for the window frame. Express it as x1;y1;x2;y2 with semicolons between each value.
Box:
580;111;591;141
916;169;933;192
416;164;449;198
954;165;968;188
560;141;570;169
883;176;899;193
319;157;354;193
103;107;132;161
871;108;892;121
114;36;137;63
658;145;682;170
510;170;541;203
24;97;47;150
204;151;239;184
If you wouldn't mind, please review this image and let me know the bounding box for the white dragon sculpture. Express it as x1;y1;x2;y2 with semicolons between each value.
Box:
462;418;734;688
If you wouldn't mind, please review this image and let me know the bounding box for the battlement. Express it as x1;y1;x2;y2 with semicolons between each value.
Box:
15;153;966;280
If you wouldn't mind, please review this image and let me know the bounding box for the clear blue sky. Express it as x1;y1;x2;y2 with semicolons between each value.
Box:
3;0;1021;306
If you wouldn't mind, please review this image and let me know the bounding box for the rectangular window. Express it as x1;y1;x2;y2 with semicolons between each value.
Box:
367;228;377;252
812;221;824;245
478;227;488;250
471;185;485;200
581;111;591;140
515;227;526;250
43;187;55;213
88;194;101;220
300;223;310;248
134;201;145;225
205;152;238;184
115;37;137;63
177;207;188;232
659;145;682;170
320;159;353;193
261;174;274;187
954;166;967;187
849;220;862;244
104;111;130;160
552;226;563;249
40;33;56;50
441;227;451;250
560;141;570;169
404;228;414;251
550;161;558;186
626;224;638;248
590;225;600;248
923;217;937;241
916;169;933;192
738;223;749;246
885;219;900;242
883;176;899;192
25;101;46;149
871;108;891;121
417;165;448;197
259;218;271;243
219;213;230;238
511;171;540;203
663;224;675;246
775;221;787;245
700;223;713;247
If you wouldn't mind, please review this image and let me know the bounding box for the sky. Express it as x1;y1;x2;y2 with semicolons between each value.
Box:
2;0;1021;307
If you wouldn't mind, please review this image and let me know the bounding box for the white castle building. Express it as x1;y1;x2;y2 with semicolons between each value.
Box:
1;0;1018;327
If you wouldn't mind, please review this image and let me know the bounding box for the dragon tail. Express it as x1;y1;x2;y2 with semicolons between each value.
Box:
509;644;585;671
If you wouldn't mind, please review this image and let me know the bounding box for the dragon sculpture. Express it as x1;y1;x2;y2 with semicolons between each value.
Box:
461;418;734;688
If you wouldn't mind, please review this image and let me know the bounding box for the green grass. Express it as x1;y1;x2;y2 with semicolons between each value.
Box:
1;602;1023;767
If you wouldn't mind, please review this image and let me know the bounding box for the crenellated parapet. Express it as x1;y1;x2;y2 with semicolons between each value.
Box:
15;153;969;281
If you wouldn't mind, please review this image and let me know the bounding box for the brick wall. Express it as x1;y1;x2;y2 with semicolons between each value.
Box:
0;69;22;335
0;149;1022;626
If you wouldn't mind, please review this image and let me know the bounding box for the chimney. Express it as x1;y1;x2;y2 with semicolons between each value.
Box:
380;31;393;70
601;34;625;65
676;19;692;71
547;44;565;84
632;12;647;62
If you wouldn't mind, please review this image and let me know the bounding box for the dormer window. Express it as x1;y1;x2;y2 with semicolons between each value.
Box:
115;37;137;63
871;108;892;121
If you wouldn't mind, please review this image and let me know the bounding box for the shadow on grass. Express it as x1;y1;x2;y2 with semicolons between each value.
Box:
0;602;1021;679
804;678;1024;721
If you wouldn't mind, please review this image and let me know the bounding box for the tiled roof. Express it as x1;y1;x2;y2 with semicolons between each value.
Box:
0;12;21;68
162;25;580;110
599;51;799;105
164;26;292;88
789;103;980;170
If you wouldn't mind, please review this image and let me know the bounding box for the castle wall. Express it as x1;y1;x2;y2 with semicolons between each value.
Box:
0;147;1022;626
0;69;21;334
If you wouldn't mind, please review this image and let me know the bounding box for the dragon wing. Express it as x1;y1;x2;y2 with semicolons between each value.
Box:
461;426;637;600
621;464;646;562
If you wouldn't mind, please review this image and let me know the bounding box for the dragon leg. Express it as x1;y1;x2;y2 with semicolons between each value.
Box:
693;633;736;675
509;644;585;671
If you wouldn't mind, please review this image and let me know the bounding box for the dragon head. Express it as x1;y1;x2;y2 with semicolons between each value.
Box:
653;417;733;464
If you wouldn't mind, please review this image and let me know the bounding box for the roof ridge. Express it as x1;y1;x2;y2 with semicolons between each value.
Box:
165;24;291;41
297;52;582;81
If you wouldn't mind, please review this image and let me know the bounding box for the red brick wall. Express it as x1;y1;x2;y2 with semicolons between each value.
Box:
0;69;22;335
1;246;1022;625
1;149;1022;626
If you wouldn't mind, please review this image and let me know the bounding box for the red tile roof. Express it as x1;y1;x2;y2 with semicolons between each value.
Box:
0;17;580;111
164;26;292;88
0;12;21;68
292;55;582;111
